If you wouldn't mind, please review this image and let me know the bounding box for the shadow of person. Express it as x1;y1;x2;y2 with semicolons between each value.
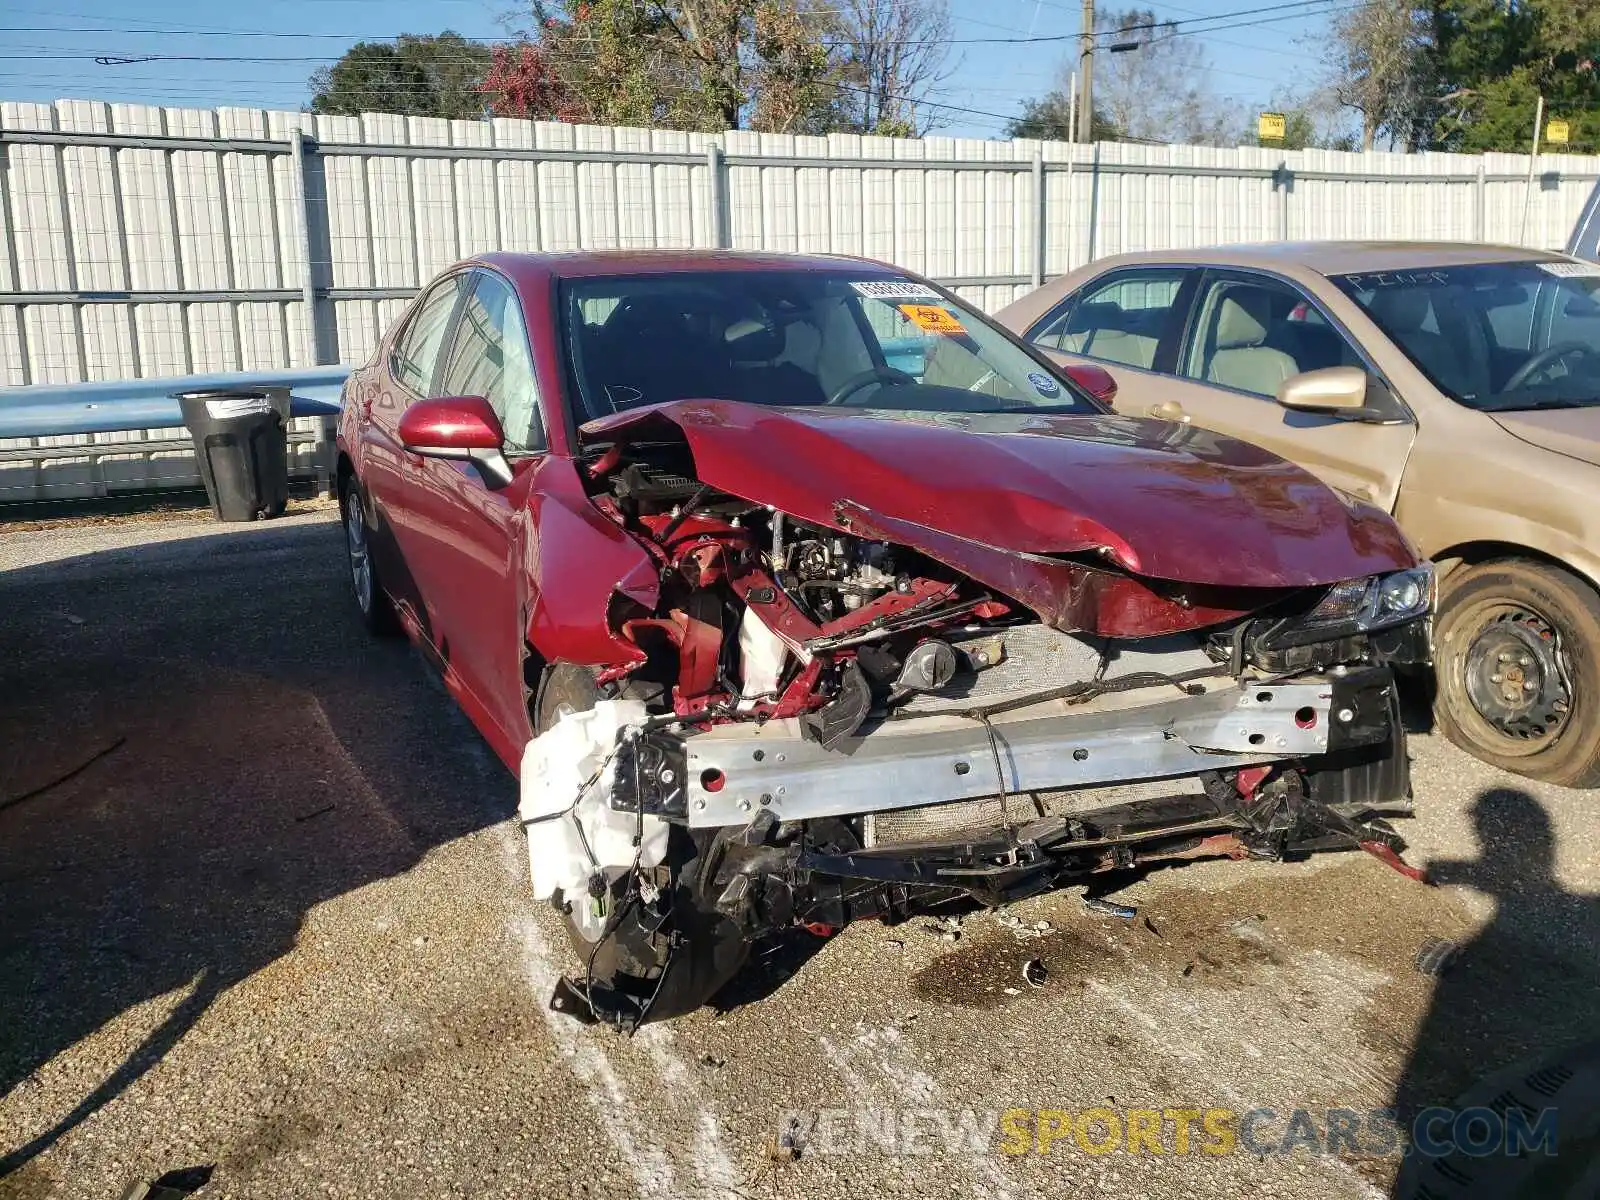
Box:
1391;787;1600;1194
0;519;517;1180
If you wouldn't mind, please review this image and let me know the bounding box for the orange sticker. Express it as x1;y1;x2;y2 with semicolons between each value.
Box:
898;303;968;335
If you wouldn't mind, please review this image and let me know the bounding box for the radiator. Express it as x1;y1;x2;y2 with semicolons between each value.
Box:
897;623;1217;716
861;776;1209;847
863;624;1218;847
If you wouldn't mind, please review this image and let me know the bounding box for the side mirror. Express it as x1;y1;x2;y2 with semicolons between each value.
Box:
398;395;513;487
1277;366;1396;421
1060;361;1118;404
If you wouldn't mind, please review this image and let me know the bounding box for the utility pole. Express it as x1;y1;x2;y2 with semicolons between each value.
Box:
1520;93;1545;245
1077;0;1094;144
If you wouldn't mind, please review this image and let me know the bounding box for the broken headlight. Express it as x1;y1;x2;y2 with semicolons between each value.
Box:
1253;565;1434;652
1305;566;1433;633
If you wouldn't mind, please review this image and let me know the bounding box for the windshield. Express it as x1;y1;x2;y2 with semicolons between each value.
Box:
1332;260;1600;412
561;270;1097;423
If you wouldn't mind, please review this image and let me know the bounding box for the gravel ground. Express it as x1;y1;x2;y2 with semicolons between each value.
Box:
1;512;1596;1200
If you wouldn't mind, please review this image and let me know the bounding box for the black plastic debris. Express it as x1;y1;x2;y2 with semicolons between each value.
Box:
120;1165;214;1200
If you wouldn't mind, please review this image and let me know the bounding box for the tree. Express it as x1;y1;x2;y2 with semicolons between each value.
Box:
515;0;845;132
1319;1;1435;151
502;0;954;134
480;42;583;121
1006;91;1119;142
503;0;679;128
309;32;493;119
1255;89;1362;150
1255;106;1357;150
1428;0;1600;153
748;1;843;134
1009;8;1242;146
830;0;957;136
1092;9;1242;145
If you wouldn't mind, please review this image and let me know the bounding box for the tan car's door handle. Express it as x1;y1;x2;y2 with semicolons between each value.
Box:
1147;400;1189;422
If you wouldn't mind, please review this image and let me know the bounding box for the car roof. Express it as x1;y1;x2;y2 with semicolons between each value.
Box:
1086;240;1573;277
473;249;905;281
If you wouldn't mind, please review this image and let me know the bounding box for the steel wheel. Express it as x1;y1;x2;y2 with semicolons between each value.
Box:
1460;606;1572;743
1435;559;1600;787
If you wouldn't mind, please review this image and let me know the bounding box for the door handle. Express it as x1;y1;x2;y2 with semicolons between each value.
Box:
1147;400;1189;422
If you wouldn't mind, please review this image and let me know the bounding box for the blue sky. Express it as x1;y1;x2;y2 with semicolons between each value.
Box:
0;0;1336;140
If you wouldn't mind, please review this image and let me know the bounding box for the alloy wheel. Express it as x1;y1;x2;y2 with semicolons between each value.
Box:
345;489;373;614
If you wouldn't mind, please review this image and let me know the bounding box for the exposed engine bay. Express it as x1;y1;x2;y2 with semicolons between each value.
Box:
524;412;1434;1031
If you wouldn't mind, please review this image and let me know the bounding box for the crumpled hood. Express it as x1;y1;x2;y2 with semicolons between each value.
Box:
583;401;1415;589
1491;408;1600;470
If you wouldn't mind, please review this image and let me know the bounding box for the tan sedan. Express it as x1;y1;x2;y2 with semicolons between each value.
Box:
998;241;1600;787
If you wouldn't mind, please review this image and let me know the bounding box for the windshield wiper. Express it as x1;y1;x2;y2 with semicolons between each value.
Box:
990;405;1094;415
1485;398;1596;412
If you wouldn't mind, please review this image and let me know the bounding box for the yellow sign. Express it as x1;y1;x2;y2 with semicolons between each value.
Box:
898;303;967;335
1258;112;1286;141
1547;118;1570;145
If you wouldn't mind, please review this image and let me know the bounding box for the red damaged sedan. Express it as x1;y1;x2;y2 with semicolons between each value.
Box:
336;251;1431;1028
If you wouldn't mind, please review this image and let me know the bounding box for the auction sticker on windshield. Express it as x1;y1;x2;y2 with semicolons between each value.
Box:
1537;261;1600;278
899;303;968;335
850;281;941;299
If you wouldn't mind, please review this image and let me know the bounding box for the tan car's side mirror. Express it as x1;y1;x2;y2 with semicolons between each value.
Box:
1277;366;1369;412
1276;366;1405;423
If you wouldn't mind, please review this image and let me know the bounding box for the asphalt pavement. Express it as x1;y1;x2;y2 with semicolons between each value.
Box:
1;510;1597;1200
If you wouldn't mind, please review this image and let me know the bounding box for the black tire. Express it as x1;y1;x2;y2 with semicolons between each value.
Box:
536;663;752;1022
561;831;752;1025
339;476;399;636
1434;559;1600;788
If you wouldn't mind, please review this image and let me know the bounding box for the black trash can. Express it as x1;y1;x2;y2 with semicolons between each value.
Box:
174;387;292;522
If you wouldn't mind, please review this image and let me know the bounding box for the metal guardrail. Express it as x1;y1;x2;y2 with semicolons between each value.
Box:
0;367;349;504
0;367;347;439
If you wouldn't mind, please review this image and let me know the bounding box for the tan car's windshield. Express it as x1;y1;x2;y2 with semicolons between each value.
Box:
1333;260;1600;412
562;271;1097;423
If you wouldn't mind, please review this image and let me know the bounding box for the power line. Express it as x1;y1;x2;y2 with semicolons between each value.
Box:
0;0;1358;130
1088;0;1337;39
1011;0;1328;62
0;0;1359;56
0;11;1034;39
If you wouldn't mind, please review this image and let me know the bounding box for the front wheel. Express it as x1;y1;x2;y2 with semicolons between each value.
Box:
1433;559;1600;787
535;664;751;1023
340;476;399;636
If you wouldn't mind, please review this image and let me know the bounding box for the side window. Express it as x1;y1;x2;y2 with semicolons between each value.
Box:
1182;274;1361;399
1029;270;1189;370
1548;280;1600;348
391;276;464;395
437;272;545;450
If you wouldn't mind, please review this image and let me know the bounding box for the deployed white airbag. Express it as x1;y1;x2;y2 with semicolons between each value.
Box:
518;699;670;901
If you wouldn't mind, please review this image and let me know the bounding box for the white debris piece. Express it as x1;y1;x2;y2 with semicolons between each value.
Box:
518;699;670;901
735;606;788;710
